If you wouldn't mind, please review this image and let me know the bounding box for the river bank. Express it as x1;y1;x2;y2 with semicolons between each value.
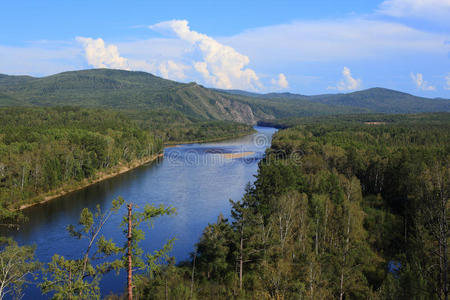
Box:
10;126;277;299
163;128;256;146
16;130;255;210
15;128;258;211
18;153;164;210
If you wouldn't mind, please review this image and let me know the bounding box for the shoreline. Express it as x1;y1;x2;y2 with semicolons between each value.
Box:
17;129;257;211
18;153;164;210
163;129;256;146
222;152;255;159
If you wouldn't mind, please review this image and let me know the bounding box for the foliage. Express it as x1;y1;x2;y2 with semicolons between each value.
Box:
0;240;39;300
121;203;176;274
36;198;177;299
0;106;161;208
121;203;176;300
0;69;362;121
0;106;255;208
40;198;124;299
258;111;450;128
136;115;449;299
2;69;447;124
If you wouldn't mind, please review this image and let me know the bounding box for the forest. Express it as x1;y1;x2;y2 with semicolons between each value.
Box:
0;110;448;299
133;114;450;299
2;69;449;123
0;106;253;209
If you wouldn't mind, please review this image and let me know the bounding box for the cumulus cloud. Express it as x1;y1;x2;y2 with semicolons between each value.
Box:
2;17;448;95
333;67;362;91
444;73;450;90
410;72;436;91
271;73;289;89
158;60;190;80
76;37;130;70
149;20;262;90
76;37;159;73
77;36;194;80
378;0;450;22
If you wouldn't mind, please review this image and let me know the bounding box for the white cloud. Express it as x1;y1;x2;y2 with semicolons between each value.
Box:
378;0;450;22
332;67;362;91
116;38;192;61
158;60;190;80
410;72;436;91
76;36;160;74
219;19;449;65
150;20;262;90
76;36;193;81
1;17;448;95
271;73;289;89
76;37;130;70
444;73;450;90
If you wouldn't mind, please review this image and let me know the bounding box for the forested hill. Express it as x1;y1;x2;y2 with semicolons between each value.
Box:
258;111;450;129
220;87;450;114
2;69;448;125
0;69;258;124
0;69;360;124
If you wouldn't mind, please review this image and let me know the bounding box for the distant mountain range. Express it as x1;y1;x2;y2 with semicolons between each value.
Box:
1;69;449;124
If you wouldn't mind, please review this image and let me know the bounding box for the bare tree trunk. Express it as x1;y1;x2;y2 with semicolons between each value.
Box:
190;248;197;299
340;208;351;300
439;171;448;300
339;271;345;300
20;165;25;192
80;209;113;284
239;224;244;291
315;217;319;256
127;204;133;300
323;201;328;250
309;262;314;300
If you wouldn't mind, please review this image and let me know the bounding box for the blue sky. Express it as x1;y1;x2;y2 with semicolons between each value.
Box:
1;0;449;97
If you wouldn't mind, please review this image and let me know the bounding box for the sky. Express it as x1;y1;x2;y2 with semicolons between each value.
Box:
0;0;449;97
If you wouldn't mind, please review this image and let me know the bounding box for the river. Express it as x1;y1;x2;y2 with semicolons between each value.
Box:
8;126;277;299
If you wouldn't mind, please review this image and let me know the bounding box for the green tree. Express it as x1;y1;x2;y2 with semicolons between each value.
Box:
0;241;39;300
0;202;36;300
41;198;124;299
122;203;176;300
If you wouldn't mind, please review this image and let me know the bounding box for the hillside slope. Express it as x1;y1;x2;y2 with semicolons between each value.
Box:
0;69;367;124
1;69;448;124
222;87;450;114
0;69;261;123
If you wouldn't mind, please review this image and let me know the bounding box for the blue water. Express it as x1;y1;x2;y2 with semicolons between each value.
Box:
8;126;277;299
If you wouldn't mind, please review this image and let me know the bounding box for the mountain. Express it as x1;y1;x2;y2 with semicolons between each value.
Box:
220;88;450;114
0;69;258;123
0;69;448;124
